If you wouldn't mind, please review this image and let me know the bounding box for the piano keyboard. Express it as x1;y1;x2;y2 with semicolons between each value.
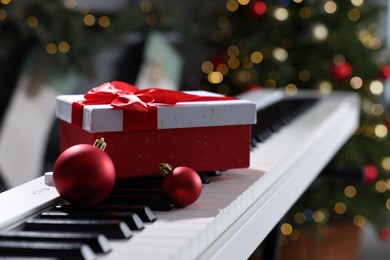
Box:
0;89;359;260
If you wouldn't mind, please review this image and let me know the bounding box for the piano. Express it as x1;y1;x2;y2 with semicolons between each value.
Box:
0;89;360;259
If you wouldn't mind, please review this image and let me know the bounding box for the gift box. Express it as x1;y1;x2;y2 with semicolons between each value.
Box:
56;82;256;179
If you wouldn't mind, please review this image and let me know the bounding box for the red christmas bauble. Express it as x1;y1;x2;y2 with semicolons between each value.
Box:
379;65;390;79
248;0;267;18
331;61;353;81
363;164;378;185
53;144;116;205
380;227;390;241
386;116;390;133
161;164;202;207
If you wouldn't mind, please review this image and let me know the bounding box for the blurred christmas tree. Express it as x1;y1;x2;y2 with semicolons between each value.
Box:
192;0;390;241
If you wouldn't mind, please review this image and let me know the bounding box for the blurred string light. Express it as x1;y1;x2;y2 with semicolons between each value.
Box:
84;14;96;26
98;16;111;28
351;0;364;7
26;16;39;28
369;80;384;95
311;23;328;41
280;223;293;236
353;215;367;227
250;51;263;64
294;212;305;224
334;202;347;215
237;0;250;5
0;9;6;20
272;47;288;62
274;7;289;21
374;124;388;139
58;41;70;53
324;1;337;14
318;81;332;94
208;71;223;84
285;84;298;96
298;69;310;82
381;157;390;171
348;8;360;22
344;185;357;198
350;76;363;89
299;7;312;19
63;0;77;9
376;180;388;193
312;210;326;223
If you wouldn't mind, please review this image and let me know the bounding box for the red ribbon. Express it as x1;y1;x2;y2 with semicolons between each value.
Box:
72;81;236;130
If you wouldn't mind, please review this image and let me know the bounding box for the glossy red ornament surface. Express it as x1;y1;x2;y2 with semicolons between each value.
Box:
162;166;202;207
331;61;353;81
53;144;115;205
248;0;267;18
379;65;390;79
380;227;390;241
363;164;378;185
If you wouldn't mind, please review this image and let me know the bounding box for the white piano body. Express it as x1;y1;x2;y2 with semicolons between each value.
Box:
0;89;360;259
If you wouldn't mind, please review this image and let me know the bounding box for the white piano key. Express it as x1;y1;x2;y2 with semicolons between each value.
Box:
109;241;184;260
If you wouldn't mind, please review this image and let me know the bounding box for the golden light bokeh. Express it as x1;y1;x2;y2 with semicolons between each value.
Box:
0;9;6;20
45;43;57;55
324;1;337;14
83;14;95;26
280;223;293;235
334;202;347;214
26;16;39;28
98;16;110;28
274;8;289;21
353;215;366;227
58;41;70;53
208;71;223;84
344;185;357;198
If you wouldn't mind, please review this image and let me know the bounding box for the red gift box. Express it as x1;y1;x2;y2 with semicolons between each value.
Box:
56;82;256;179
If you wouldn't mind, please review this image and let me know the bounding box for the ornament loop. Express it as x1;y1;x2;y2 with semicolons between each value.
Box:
160;163;173;176
93;137;107;151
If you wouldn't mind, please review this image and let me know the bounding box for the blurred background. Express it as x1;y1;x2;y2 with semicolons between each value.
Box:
0;0;390;259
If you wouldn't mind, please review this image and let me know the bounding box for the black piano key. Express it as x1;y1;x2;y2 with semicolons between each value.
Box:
102;194;172;211
23;219;132;239
124;205;158;222
55;204;156;222
111;187;163;195
0;231;111;253
251;97;319;146
197;171;211;184
114;176;164;189
39;211;144;231
0;240;95;260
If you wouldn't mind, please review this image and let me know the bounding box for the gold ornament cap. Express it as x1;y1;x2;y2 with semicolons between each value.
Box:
160;163;173;176
93;137;107;151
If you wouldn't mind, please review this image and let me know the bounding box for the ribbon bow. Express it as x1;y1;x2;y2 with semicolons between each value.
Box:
81;81;235;112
